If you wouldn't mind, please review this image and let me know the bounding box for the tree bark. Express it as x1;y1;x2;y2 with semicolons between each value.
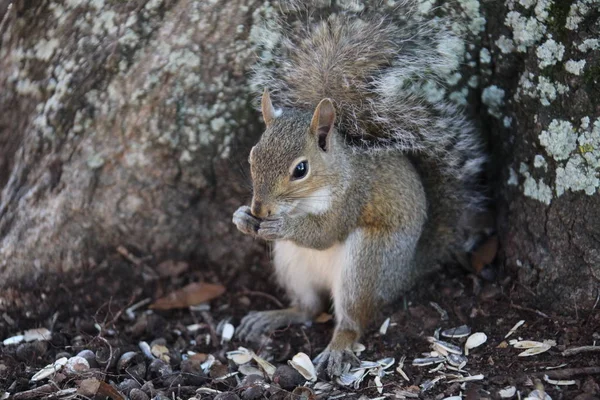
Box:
0;0;598;310
0;0;265;287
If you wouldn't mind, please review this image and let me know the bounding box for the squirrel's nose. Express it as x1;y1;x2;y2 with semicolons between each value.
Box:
251;200;271;218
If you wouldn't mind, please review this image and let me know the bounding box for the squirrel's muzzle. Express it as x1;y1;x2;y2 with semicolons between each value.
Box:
251;199;271;218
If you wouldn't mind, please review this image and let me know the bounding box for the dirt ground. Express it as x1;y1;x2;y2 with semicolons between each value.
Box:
1;252;599;400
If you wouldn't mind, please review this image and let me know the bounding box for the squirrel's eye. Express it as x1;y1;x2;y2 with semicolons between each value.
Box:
291;161;308;180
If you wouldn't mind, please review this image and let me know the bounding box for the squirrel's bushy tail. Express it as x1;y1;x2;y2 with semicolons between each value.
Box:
251;0;489;255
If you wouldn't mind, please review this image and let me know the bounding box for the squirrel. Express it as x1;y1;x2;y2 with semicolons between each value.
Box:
232;3;489;377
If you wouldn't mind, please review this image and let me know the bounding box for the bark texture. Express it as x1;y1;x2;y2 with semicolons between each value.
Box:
0;0;599;309
0;0;265;287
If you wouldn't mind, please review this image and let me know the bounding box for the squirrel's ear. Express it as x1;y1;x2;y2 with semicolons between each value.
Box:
310;98;336;151
261;88;275;127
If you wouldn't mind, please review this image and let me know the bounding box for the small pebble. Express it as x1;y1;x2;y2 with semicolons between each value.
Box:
64;356;90;374
76;350;99;368
117;379;142;396
16;341;48;362
130;388;150;400
180;358;208;386
272;365;305;390
214;392;241;400
148;359;172;379
240;374;266;400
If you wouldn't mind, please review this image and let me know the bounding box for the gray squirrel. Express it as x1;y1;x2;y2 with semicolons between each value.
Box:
232;1;489;377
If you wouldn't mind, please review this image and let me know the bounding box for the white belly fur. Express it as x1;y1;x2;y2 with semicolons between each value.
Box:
272;231;361;311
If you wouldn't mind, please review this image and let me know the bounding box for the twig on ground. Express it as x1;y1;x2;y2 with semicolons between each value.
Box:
200;310;219;346
241;290;285;308
562;346;600;356
117;246;143;267
509;303;550;319
532;367;600;379
11;385;57;400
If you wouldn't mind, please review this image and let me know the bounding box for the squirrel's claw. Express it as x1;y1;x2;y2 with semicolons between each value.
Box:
232;205;261;236
257;215;287;241
314;347;360;378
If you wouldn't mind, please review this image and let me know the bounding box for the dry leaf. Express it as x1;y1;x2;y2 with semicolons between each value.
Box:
150;282;225;310
315;313;333;323
155;260;189;278
471;235;498;273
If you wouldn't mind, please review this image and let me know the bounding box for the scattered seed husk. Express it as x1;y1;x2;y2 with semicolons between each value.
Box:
446;353;468;368
441;325;471;338
337;369;366;387
518;344;552;357
543;374;576;386
200;354;216;373
196;388;222;395
186;323;204;332
375;376;383;394
465;332;487;355
288;352;317;382
2;335;24;346
525;389;552;400
23;328;52;342
504;320;525;339
447;374;484;383
420;375;444;391
238;364;263;376
31;357;68;381
352;342;366;355
350;360;380;371
252;354;276;380
377;357;395;369
395;389;419;398
441;397;462;400
314;382;334;392
138;341;154;359
412;357;445;366
428;363;445;373
226;347;253;365
429;337;462;355
220;323;235;344
512;340;547;349
499;386;516;398
544;363;568;370
396;365;410;381
379;318;391;335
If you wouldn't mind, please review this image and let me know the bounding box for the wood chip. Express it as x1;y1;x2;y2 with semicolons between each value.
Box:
150;282;225;310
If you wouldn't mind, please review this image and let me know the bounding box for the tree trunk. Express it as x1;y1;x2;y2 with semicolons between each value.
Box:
0;0;265;288
1;0;598;310
482;0;600;308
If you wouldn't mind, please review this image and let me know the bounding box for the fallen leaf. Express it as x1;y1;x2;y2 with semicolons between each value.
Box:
315;313;333;323
150;282;225;310
471;235;498;273
155;260;189;278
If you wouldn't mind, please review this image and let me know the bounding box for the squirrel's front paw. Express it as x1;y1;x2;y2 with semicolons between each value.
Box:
257;214;289;241
232;205;261;236
313;347;360;378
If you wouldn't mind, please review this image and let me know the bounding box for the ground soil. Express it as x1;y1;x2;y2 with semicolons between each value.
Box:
0;251;599;399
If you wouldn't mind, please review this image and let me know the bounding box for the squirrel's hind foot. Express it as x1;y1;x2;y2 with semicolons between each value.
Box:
237;307;313;342
314;346;360;378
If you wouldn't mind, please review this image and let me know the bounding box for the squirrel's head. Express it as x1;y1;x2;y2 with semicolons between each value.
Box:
248;89;342;219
